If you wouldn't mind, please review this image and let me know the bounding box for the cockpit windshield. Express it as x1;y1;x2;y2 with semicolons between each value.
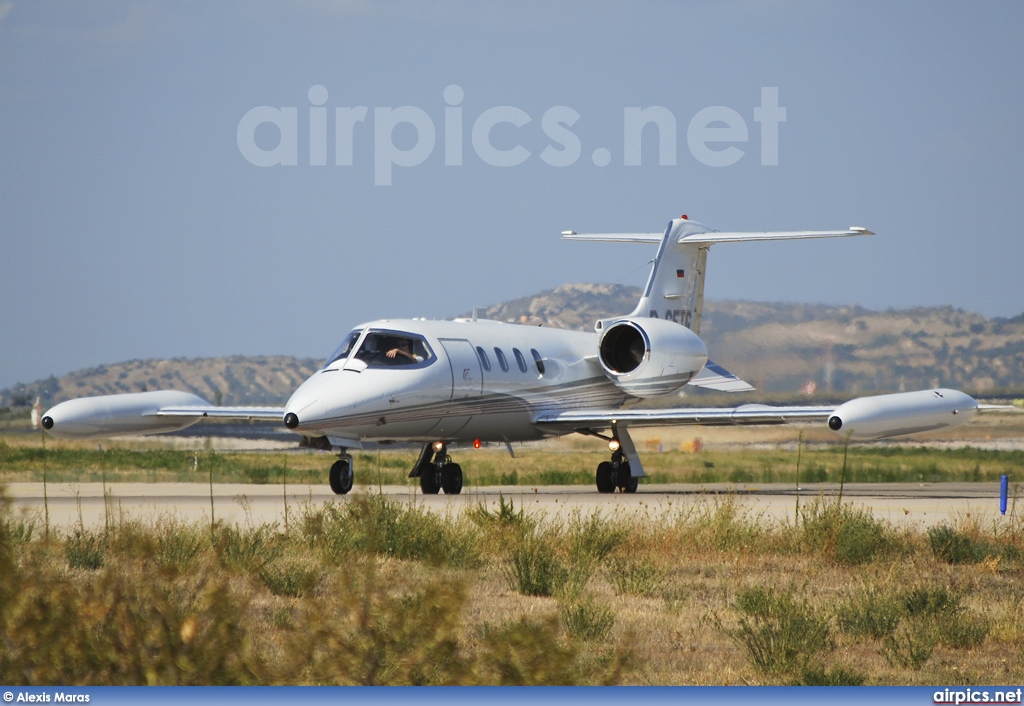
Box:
353;331;434;368
323;329;363;368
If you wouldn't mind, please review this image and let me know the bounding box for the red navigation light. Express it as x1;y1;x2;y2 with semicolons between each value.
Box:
473;439;481;449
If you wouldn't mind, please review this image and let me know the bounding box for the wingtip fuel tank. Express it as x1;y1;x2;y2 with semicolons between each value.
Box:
826;389;978;440
41;391;212;440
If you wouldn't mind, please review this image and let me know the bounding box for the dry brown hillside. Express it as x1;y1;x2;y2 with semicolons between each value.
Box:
3;284;1022;408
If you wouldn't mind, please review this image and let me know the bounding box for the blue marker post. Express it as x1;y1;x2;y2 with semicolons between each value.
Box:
1000;474;1008;515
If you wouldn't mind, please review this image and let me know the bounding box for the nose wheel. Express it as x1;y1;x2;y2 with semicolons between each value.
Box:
413;442;463;495
329;453;354;495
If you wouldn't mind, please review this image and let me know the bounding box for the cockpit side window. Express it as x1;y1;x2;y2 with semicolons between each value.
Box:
324;329;363;368
354;331;434;368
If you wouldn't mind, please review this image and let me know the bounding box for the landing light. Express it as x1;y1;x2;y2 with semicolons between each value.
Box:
608;440;621;452
432;441;445;452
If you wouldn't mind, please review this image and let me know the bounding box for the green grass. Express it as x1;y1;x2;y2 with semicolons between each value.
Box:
3;437;1023;486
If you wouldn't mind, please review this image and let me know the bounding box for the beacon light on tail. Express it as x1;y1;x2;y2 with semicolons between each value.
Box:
826;388;978;440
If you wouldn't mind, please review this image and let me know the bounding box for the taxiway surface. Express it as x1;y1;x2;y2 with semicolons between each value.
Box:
2;481;1011;529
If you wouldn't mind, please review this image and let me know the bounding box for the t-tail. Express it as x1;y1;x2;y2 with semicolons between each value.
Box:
563;215;874;335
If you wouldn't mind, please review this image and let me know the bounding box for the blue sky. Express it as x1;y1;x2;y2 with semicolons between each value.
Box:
1;1;1022;390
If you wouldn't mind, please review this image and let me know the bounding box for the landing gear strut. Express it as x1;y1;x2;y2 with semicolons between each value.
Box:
329;451;354;495
411;442;463;495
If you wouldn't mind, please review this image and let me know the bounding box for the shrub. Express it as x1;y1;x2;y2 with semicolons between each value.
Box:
258;556;322;598
65;529;106;570
213;523;281;574
900;585;961;617
156;522;208;573
836;583;903;638
300;494;482;568
567;510;625;562
801;501;893;564
935;611;990;650
881;619;936;670
504;531;568;597
928;524;991;564
475;616;591;685
559;594;615;642
726;585;834;678
466;494;533;536
606;556;664;597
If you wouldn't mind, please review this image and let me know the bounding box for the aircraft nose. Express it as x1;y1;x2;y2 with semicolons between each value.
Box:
284;374;327;431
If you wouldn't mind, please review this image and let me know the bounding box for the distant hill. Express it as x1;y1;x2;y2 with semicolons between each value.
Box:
1;356;320;409
467;284;1024;396
3;284;1022;409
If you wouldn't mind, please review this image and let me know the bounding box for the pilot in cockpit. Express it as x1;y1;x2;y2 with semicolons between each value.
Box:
385;337;423;365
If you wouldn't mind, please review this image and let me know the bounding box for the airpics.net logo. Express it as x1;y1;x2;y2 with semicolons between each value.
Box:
237;86;786;186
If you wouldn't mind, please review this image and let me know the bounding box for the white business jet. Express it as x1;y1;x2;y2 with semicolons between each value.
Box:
42;216;984;495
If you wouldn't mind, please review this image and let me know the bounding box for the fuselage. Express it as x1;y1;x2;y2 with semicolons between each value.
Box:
284;318;647;447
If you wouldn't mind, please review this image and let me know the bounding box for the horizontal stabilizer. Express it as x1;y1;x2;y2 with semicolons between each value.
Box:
687;361;755;392
561;231;662;243
679;227;873;244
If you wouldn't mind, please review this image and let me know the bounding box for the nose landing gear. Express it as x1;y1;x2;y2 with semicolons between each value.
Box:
329;451;354;495
411;442;463;495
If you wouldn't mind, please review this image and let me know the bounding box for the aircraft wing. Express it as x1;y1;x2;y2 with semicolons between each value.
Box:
535;388;982;441
685;361;755;392
533;404;833;432
156;405;285;421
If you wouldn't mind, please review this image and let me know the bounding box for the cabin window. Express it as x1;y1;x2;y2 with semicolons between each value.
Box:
530;348;545;375
476;346;491;371
494;347;509;372
513;348;528;373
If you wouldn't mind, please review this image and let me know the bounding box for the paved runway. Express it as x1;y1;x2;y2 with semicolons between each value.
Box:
1;481;1012;529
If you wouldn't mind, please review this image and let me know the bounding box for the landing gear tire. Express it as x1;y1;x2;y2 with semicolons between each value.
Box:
329;458;354;495
420;464;441;495
596;461;616;493
441;463;463;495
617;463;638;494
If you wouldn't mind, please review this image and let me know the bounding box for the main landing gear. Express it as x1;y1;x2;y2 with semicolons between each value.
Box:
595;448;638;494
591;430;639;494
411;442;463;495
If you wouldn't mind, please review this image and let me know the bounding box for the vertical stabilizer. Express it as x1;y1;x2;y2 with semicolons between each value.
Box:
562;218;872;336
629;218;713;334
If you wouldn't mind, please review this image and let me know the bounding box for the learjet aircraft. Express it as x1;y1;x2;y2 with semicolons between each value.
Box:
42;216;986;495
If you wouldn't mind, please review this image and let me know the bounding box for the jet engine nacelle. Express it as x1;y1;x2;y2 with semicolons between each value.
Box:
597;317;708;398
827;388;978;440
41;391;211;440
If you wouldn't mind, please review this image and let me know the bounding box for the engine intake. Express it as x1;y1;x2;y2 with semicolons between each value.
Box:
598;317;707;398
